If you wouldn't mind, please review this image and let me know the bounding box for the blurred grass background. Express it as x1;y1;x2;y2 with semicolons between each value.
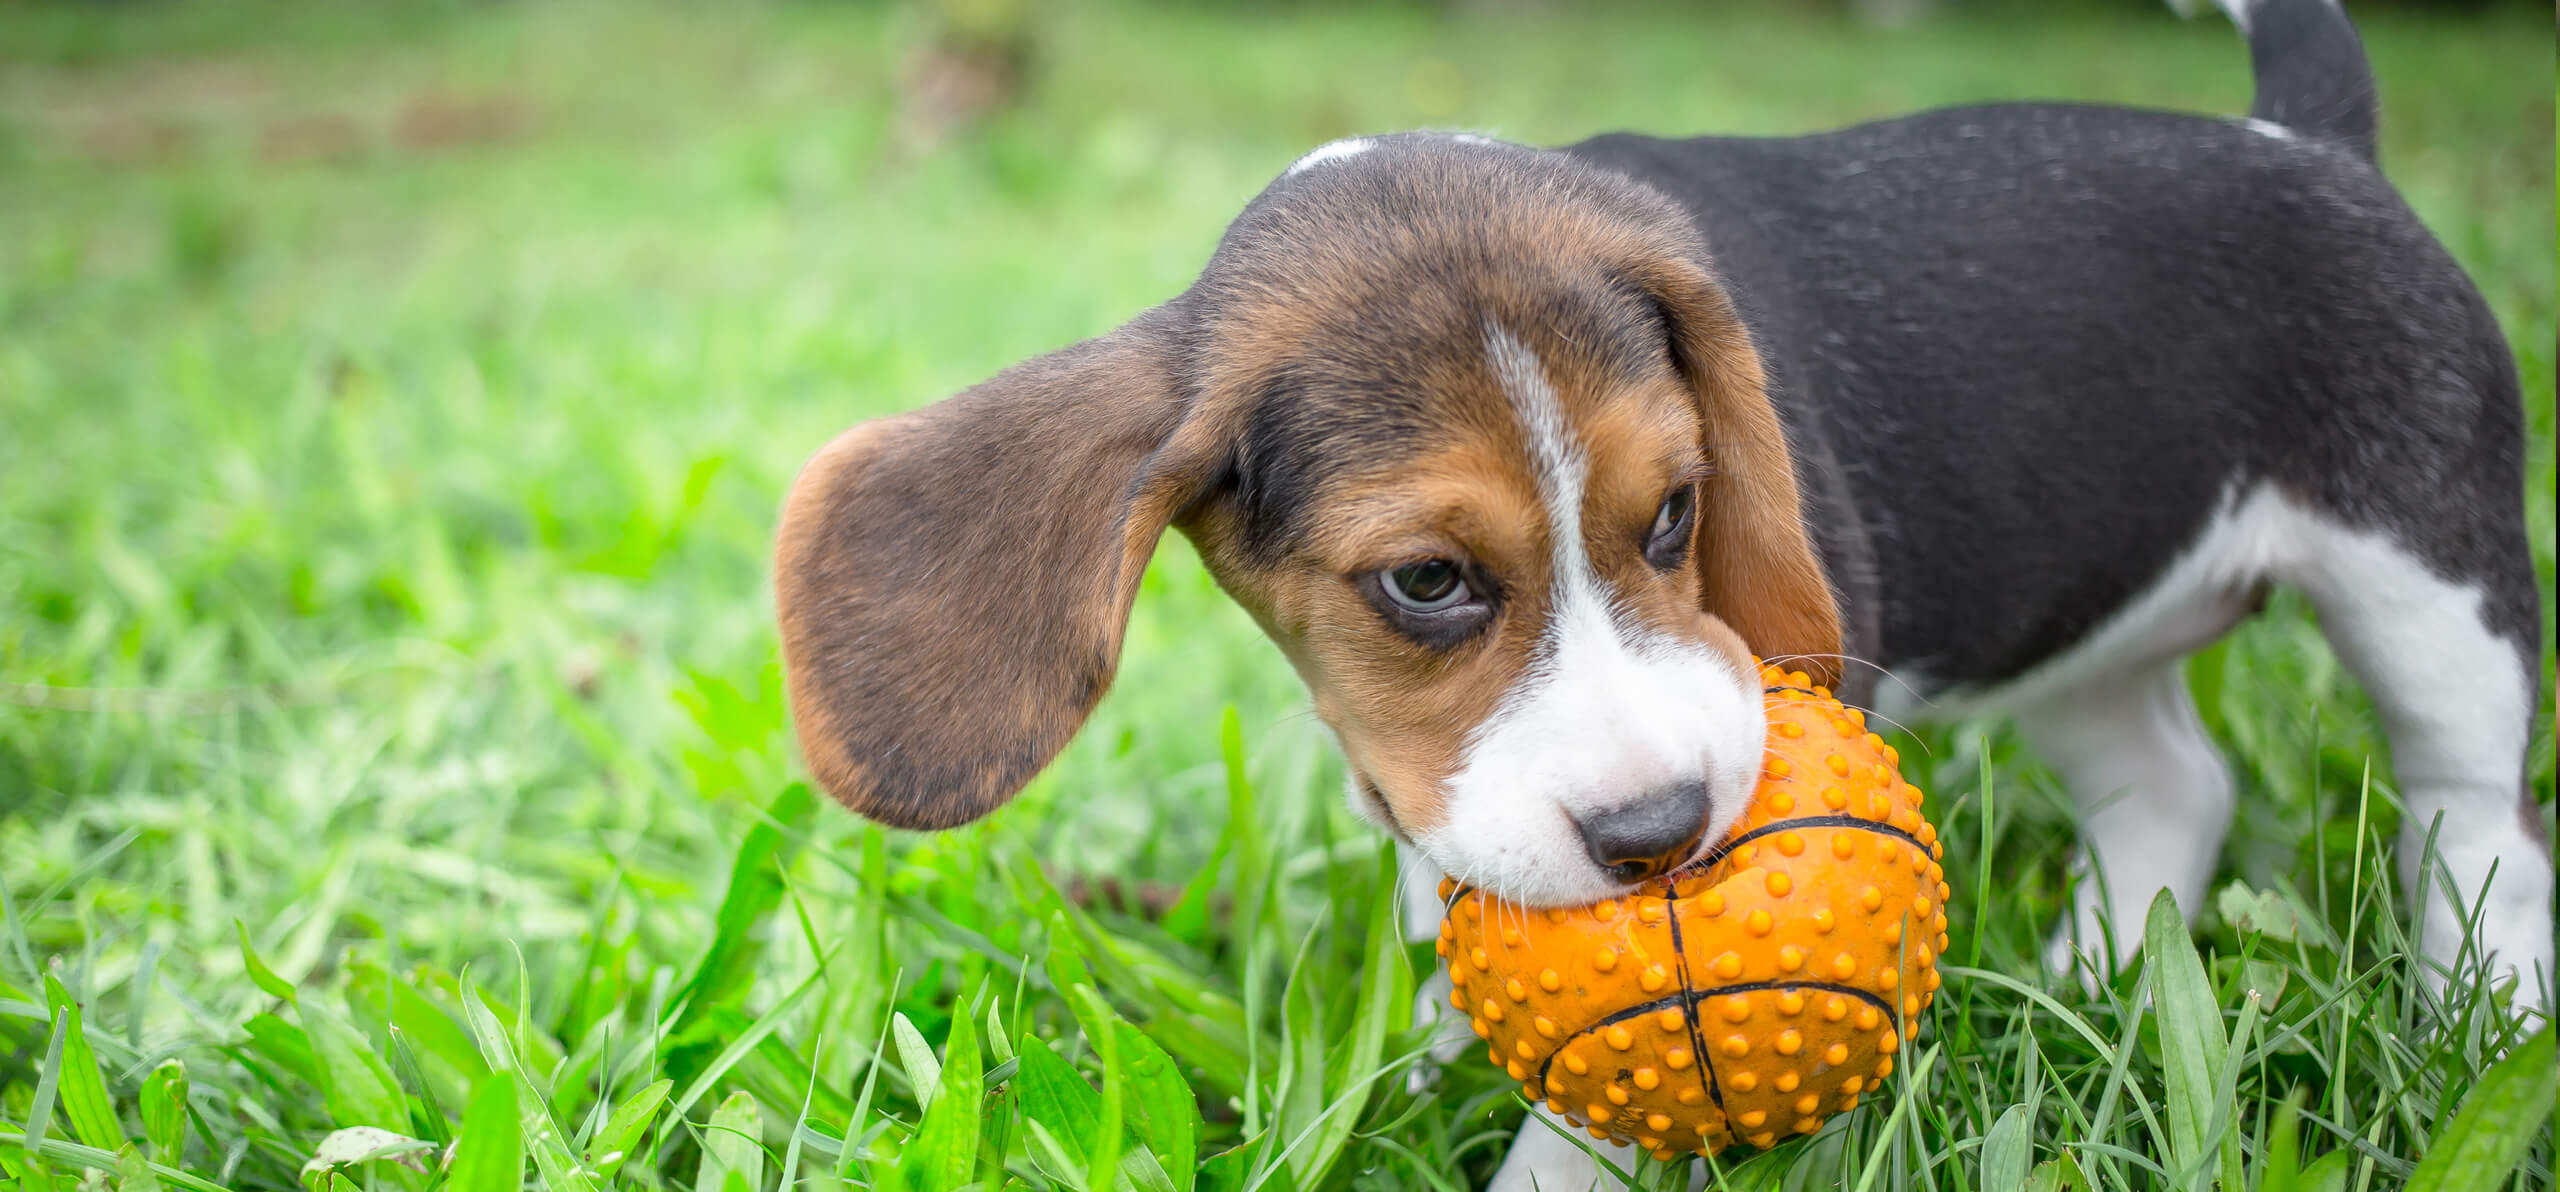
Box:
0;1;2551;1189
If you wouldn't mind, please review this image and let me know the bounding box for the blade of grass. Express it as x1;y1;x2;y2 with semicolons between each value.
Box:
39;974;123;1151
895;986;981;1191
2144;889;2226;1188
445;1074;523;1192
137;1062;186;1166
2404;1025;2556;1192
1983;1103;2034;1191
696;1092;763;1192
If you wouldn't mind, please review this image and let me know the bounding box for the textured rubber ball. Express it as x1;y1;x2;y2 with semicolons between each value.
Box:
1436;664;1949;1158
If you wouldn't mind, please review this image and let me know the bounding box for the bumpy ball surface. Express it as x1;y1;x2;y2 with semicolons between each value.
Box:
1436;667;1951;1160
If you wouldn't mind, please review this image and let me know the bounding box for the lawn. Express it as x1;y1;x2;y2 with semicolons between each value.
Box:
0;1;2552;1189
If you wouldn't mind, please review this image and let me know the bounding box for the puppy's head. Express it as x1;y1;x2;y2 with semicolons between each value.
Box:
775;134;1839;905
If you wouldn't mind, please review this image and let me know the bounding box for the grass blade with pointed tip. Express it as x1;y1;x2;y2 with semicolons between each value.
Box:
1109;1018;1199;1188
584;1077;670;1180
138;1062;186;1166
40;974;123;1151
897;990;982;1190
234;922;296;1003
2405;1025;2556;1192
296;1002;408;1133
1983;1103;2033;1190
891;1013;941;1110
2143;890;2224;1186
1012;1037;1101;1184
696;1092;763;1192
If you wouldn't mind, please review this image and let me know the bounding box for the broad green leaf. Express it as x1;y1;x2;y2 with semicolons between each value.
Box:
891;1013;941;1109
445;1074;523;1192
1982;1103;2032;1191
137;1062;186;1165
1021;1119;1087;1190
1082;991;1125;1192
2143;890;2224;1185
583;1077;671;1179
1013;1034;1182;1192
298;1002;409;1134
2406;1025;2557;1192
41;974;125;1150
241;1013;323;1088
896;997;981;1191
1013;1037;1102;1177
983;996;1013;1066
1112;1019;1199;1187
696;1092;764;1192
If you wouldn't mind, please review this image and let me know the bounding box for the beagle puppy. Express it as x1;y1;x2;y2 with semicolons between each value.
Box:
776;0;2549;1185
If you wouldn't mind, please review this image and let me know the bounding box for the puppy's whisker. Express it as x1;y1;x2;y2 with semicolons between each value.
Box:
1759;651;1937;759
1761;651;1935;711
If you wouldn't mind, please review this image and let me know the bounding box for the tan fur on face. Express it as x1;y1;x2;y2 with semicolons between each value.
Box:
774;136;1838;845
1201;439;1553;836
1186;316;1764;840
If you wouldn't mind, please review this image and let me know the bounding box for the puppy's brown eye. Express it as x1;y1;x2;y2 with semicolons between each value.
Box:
1385;558;1468;612
1645;484;1697;569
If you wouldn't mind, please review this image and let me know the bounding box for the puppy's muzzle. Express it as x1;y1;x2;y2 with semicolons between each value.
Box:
1573;779;1711;884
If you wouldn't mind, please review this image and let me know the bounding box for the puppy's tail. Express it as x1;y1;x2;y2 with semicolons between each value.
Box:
2178;0;2378;160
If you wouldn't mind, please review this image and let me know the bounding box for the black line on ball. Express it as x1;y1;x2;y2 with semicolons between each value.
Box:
1695;815;1929;872
1685;980;1899;1026
1529;982;1902;1094
1658;875;1726;1112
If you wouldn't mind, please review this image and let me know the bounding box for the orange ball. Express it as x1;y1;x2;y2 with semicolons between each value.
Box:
1435;665;1950;1160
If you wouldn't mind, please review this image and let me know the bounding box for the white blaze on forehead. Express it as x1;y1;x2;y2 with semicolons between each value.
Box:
1286;138;1376;176
1413;326;1765;906
1484;325;1585;567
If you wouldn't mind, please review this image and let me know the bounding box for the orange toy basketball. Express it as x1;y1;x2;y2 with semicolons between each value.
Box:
1435;666;1950;1160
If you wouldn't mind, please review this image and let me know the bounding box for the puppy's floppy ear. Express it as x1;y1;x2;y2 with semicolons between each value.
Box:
774;306;1224;830
1633;256;1844;686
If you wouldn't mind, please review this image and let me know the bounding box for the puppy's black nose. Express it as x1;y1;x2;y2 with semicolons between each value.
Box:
1574;780;1711;884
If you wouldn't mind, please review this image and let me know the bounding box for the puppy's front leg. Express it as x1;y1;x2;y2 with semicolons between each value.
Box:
2017;663;2236;981
1402;843;1477;1089
1488;1107;1712;1192
1488;1107;1619;1192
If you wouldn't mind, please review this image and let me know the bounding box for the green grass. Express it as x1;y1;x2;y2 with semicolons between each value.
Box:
1;1;2553;1189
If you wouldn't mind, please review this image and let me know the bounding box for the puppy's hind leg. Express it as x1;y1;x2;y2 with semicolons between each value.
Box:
2018;662;2239;981
2284;520;2553;1013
